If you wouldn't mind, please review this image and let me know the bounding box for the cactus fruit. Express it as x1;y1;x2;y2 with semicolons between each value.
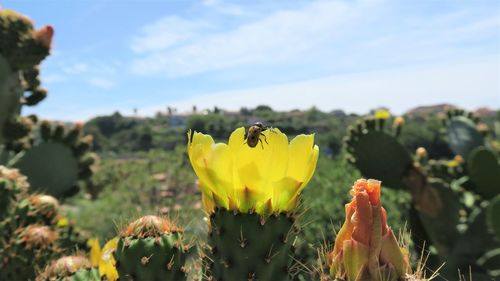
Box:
114;215;192;281
37;255;101;281
327;179;411;281
187;127;319;281
0;165;29;220
0;225;60;281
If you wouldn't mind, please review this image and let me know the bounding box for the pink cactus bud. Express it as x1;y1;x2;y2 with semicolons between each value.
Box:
329;179;410;281
33;25;54;48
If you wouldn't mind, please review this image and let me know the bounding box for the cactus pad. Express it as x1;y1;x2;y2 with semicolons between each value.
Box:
344;118;412;189
12;122;97;198
204;209;296;281
467;147;500;200
37;256;101;281
14;142;80;197
445;110;484;158
114;215;192;281
487;195;500;241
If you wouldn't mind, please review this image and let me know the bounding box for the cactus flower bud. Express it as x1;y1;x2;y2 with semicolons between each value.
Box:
393;116;405;127
329;179;410;281
416;147;427;159
33;25;54;48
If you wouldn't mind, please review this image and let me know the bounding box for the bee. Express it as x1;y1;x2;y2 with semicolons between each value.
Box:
244;122;269;148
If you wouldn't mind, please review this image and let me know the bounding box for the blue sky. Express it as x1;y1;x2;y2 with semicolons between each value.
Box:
4;0;500;120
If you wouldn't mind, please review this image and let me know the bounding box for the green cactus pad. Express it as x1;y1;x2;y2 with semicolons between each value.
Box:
487;195;500;241
478;248;500;278
446;115;484;158
344;119;412;189
114;215;192;281
37;256;101;281
467;147;500;200
14;142;80;197
205;209;296;281
414;179;460;256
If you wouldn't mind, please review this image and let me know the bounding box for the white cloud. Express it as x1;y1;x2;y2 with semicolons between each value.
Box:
144;58;499;115
88;77;115;89
130;16;212;53
130;0;499;79
131;0;377;77
43;73;66;84
62;62;88;74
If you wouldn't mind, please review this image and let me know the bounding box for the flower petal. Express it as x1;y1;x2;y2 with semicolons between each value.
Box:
287;134;316;182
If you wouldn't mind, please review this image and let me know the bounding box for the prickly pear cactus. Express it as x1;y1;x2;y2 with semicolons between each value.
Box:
346;110;500;280
465;147;500;200
114;215;192;281
442;109;485;159
0;165;28;220
0;225;60;281
205;209;297;281
0;9;99;199
344;116;412;190
13;121;98;198
0;9;53;147
187;127;319;281
37;256;101;281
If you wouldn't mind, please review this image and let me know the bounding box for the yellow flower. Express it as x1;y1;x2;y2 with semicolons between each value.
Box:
88;237;119;281
374;109;391;120
57;217;69;227
87;238;100;267
187;127;319;214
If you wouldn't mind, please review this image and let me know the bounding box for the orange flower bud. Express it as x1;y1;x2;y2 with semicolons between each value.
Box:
330;179;410;281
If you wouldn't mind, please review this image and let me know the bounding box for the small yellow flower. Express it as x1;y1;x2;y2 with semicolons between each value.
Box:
88;237;119;281
415;147;427;158
99;238;119;281
374;109;391;120
87;238;100;267
57;217;69;227
187;127;319;214
393;116;405;126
